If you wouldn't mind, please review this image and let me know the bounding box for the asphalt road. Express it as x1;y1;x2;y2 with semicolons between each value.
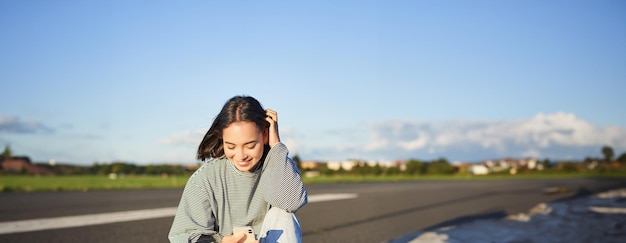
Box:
1;178;624;243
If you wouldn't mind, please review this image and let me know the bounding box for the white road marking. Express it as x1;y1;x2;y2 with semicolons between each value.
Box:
0;207;178;235
308;193;358;203
0;193;357;235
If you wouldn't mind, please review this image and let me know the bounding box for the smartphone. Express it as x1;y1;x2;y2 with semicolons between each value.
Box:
232;226;256;243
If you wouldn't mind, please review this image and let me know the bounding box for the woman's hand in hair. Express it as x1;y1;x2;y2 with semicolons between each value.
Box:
265;109;280;147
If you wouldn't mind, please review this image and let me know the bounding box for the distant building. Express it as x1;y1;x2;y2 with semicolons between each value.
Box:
327;160;359;171
1;157;54;175
527;159;538;169
478;157;544;174
469;164;489;175
300;161;320;170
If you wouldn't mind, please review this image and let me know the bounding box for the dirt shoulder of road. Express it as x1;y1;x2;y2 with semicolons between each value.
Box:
390;187;626;243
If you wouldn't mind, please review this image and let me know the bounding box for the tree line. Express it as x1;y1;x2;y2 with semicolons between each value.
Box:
1;145;625;176
37;162;196;176
293;145;626;176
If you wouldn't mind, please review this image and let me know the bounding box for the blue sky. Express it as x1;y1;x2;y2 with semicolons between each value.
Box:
1;1;625;165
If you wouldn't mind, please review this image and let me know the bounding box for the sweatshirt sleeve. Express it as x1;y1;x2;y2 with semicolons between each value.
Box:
169;169;221;243
262;142;308;212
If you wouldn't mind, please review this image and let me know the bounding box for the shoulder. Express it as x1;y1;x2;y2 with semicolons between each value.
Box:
188;157;228;183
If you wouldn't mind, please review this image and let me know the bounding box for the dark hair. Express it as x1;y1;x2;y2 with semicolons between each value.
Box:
197;96;268;161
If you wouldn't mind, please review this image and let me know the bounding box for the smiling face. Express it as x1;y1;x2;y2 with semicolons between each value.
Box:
222;121;268;172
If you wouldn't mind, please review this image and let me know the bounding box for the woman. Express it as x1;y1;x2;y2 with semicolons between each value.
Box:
168;96;308;243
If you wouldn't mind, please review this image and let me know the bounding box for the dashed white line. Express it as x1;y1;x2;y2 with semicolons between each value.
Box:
0;193;357;234
308;193;358;203
0;207;178;235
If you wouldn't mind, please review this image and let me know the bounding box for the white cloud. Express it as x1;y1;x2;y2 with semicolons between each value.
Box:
365;139;388;151
158;112;626;162
338;112;626;161
522;148;541;158
397;131;428;150
278;127;303;156
0;116;53;134
159;129;205;146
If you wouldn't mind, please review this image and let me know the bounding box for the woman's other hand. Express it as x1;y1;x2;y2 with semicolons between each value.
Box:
265;109;280;147
221;233;259;243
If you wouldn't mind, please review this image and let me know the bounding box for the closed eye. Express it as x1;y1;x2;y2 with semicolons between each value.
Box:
224;141;257;150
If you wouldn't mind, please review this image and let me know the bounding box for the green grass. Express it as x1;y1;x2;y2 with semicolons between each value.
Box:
1;171;624;192
301;172;626;184
0;175;189;192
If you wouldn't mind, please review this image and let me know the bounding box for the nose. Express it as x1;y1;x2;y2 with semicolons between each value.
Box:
235;148;246;161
